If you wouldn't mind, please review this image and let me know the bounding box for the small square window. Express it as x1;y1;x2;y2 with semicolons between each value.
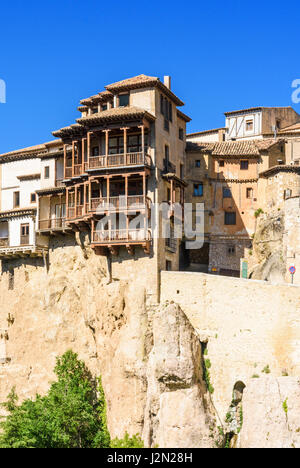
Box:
195;160;201;168
223;188;232;198
193;183;203;197
228;246;235;255
240;160;249;170
225;212;236;225
30;193;36;203
119;94;129;107
219;160;225;167
13;191;20;208
92;107;98;114
44;166;50;179
246;120;254;131
246;188;253;199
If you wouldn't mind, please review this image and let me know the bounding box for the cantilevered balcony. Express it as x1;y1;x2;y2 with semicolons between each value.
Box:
88;152;151;171
38;217;70;234
91;228;151;255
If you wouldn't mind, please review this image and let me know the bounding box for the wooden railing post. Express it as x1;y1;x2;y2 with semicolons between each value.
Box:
138;125;145;163
63;144;67;179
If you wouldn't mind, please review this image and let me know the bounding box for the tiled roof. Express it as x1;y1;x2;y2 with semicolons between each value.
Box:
186;139;284;157
211;141;260;156
259;165;300;177
53;106;156;138
80;90;113;106
106;74;184;106
279;122;300;133
77;106;155;125
187;128;226;137
224;106;293;116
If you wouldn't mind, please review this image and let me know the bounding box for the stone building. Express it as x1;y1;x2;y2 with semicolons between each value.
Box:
0;74;190;299
186;138;286;276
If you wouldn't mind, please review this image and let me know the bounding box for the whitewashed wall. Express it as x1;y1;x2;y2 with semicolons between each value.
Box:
1;158;41;211
226;112;262;140
9;216;35;247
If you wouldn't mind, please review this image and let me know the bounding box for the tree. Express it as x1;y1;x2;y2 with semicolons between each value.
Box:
0;350;110;448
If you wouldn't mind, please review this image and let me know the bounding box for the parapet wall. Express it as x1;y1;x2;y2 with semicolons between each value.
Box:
161;271;300;417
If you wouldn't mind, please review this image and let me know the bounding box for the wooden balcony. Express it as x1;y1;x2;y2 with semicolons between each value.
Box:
91;228;151;255
38;218;68;232
88;152;151;171
0;237;9;248
89;195;149;213
0;245;47;259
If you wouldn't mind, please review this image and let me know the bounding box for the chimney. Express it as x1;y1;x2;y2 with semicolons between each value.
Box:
164;75;171;89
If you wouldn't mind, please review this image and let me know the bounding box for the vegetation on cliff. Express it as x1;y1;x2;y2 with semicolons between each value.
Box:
0;351;143;449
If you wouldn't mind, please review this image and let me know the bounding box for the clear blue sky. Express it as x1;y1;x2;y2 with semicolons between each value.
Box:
0;0;299;153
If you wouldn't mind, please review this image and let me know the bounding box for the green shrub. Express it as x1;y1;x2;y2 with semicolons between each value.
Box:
110;432;144;448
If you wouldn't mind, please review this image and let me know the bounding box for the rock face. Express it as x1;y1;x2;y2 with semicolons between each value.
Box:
143;302;218;448
0;237;218;447
239;377;300;448
249;213;286;282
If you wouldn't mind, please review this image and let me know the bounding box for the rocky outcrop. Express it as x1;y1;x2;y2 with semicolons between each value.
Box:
0;236;220;447
248;213;286;281
143;302;218;448
239;377;300;448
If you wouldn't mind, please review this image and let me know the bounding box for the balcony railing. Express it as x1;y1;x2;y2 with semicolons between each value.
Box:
0;237;9;247
89;195;147;212
20;235;29;246
39;218;66;230
89;152;151;170
92;229;151;244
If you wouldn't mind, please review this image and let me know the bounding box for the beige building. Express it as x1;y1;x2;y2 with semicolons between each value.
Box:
186;139;286;276
0;74;190;299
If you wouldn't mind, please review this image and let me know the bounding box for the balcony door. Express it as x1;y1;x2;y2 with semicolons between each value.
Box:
20;224;30;245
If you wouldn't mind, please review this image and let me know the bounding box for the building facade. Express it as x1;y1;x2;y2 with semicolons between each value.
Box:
0;75;190;298
186;139;286;276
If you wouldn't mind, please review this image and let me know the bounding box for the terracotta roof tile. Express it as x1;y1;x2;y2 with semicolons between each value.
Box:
187;139;284;157
106;74;184;106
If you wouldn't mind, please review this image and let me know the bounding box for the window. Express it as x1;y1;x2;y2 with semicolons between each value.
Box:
180;164;184;180
166;260;172;271
228;246;235;255
92;146;99;156
169;102;172;122
240;160;249;170
92;107;98;114
246;187;253;199
246;120;254;131
13;191;20;208
119;94;129;107
225;212;236;225
223;187;232;198
102;103;107;111
276;120;281;129
160;94;164;114
195;160;201;168
30;193;36;203
20;224;30;245
193;183;203;197
44;166;50;179
219;160;225;167
161;95;172;130
179;128;184;140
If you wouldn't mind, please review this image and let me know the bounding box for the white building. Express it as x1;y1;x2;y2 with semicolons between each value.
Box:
0;141;66;259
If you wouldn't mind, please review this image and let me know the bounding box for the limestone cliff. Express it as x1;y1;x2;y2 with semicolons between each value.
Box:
0;235;219;448
248;211;286;282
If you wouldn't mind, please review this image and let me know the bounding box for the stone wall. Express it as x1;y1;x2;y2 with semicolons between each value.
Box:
161;271;300;421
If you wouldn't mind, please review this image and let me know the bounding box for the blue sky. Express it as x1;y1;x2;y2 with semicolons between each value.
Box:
0;0;299;153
